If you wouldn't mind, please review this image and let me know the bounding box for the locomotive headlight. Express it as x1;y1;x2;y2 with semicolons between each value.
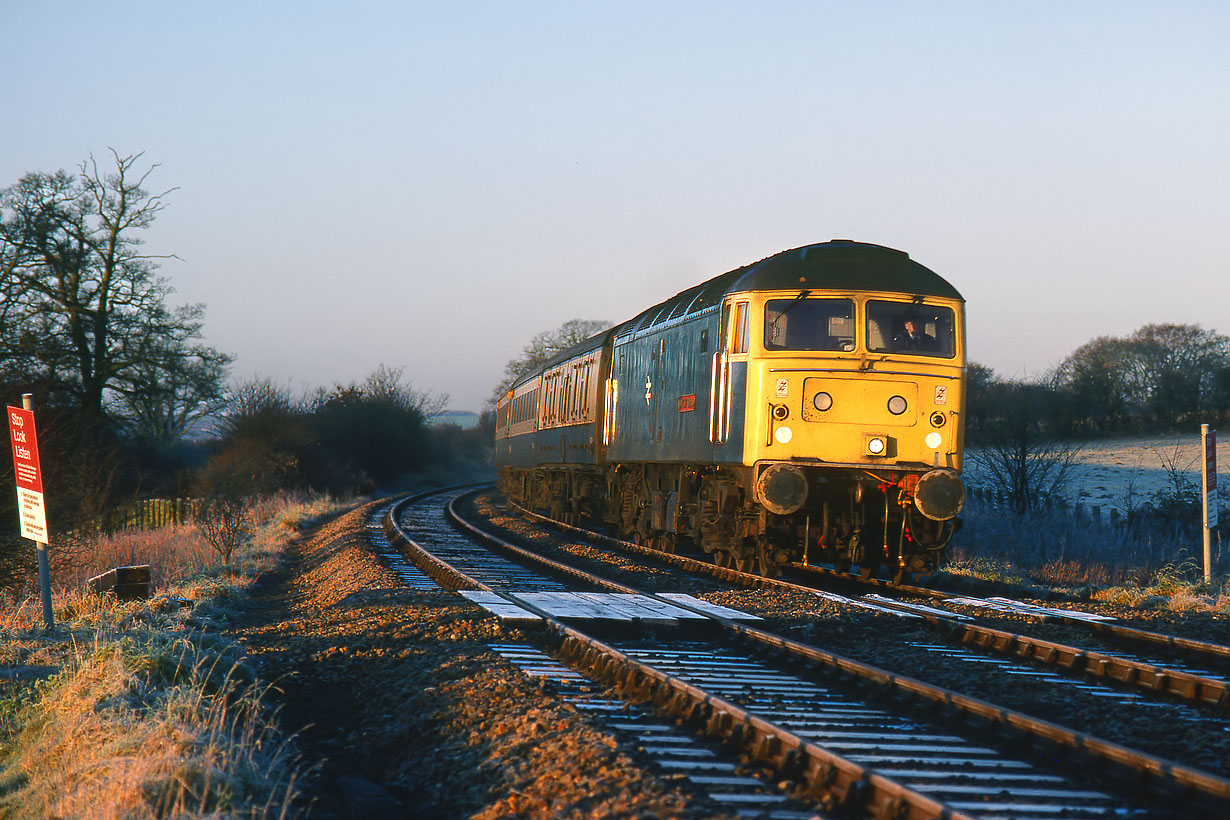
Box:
866;436;886;455
925;432;943;449
887;395;908;415
774;426;793;444
813;392;833;412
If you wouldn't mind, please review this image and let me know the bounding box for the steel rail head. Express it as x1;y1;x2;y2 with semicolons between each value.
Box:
446;490;644;594
1079;618;1230;663
506;497;782;589
952;620;1230;710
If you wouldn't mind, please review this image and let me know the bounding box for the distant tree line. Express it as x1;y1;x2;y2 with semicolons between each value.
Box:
0;153;490;593
199;365;488;499
966;322;1230;444
965;322;1229;519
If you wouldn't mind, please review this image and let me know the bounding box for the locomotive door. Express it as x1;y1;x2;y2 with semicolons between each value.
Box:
709;298;748;456
710;299;747;445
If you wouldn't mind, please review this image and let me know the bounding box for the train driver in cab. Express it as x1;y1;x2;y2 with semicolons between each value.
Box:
894;315;938;352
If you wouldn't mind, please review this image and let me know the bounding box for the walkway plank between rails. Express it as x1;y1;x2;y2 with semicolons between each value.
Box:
458;591;543;625
459;591;760;626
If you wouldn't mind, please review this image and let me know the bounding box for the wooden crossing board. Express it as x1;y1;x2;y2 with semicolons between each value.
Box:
460;590;760;626
458;591;543;625
656;593;763;622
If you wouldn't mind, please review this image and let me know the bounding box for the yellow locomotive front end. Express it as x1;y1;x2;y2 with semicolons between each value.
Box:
730;287;966;579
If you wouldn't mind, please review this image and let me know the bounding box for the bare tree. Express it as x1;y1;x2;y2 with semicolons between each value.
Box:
0;150;231;432
968;381;1082;514
194;496;251;568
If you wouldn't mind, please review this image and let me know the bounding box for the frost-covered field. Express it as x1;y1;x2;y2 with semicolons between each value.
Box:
965;433;1228;513
955;433;1228;582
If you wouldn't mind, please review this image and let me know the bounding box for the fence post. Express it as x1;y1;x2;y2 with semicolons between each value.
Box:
1201;424;1217;585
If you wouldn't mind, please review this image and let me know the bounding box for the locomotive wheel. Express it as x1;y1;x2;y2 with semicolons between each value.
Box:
732;555;755;573
714;551;732;569
653;533;677;554
755;543;779;579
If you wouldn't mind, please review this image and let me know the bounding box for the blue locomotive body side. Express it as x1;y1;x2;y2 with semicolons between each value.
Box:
608;309;736;464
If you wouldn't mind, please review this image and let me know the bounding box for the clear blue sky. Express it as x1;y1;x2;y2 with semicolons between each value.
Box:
4;2;1228;412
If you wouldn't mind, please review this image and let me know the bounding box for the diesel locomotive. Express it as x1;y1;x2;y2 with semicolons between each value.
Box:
494;240;966;580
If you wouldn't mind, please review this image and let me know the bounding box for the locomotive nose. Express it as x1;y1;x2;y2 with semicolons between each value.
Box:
914;468;965;521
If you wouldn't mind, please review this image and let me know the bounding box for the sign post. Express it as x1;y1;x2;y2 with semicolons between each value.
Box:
8;395;53;628
1201;424;1218;586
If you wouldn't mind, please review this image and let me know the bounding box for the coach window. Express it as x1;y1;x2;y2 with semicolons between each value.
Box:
580;361;591;416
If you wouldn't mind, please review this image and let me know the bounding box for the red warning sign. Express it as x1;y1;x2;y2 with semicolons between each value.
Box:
8;406;47;542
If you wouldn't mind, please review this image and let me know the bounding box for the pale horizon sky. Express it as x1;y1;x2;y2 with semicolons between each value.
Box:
4;2;1228;412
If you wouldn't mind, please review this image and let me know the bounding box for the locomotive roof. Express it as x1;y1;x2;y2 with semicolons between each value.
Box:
512;240;961;389
733;240;963;300
618;240;962;337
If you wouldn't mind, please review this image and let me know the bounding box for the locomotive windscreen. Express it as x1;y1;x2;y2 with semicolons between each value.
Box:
866;300;956;358
764;298;855;351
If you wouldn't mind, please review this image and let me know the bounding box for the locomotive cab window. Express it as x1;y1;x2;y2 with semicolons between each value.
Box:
866;300;956;358
731;301;751;354
764;297;855;351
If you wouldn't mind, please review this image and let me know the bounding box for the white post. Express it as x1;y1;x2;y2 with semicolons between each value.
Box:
1200;424;1217;586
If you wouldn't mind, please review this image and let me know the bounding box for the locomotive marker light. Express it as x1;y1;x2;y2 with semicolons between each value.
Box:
1201;424;1217;585
8;395;54;628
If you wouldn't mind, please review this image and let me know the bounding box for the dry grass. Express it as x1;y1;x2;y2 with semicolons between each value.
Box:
0;491;347;819
1091;557;1230;613
0;631;299;819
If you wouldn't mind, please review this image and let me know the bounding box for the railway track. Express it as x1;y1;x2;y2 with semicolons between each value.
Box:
502;494;1230;714
373;485;1230;818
